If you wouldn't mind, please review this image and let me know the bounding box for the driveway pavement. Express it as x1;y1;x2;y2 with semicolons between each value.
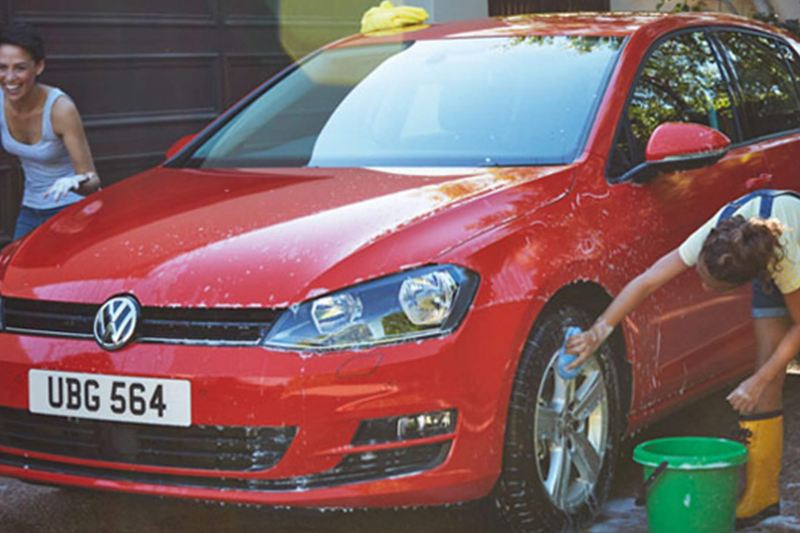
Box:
1;374;799;532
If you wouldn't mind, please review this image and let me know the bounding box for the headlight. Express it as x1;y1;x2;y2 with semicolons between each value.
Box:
263;265;479;351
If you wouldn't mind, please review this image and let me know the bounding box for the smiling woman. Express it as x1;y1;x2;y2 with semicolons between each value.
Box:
0;22;101;240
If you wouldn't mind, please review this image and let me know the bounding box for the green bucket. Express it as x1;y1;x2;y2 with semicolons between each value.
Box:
633;437;748;533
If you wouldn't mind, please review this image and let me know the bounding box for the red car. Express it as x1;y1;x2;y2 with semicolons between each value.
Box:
1;11;799;532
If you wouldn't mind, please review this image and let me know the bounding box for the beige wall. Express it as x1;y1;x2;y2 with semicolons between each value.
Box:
402;1;797;22
399;0;799;23
779;2;800;19
610;0;798;18
399;0;487;22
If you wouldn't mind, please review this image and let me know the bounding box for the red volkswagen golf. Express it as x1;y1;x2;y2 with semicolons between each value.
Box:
0;11;798;532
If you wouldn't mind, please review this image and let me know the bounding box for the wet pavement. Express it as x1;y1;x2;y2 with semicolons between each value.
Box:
1;374;799;532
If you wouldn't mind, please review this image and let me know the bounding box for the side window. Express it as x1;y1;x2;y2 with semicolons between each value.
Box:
775;40;800;85
717;32;800;139
609;31;737;179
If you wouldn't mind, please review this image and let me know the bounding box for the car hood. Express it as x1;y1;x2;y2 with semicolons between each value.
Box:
1;166;572;306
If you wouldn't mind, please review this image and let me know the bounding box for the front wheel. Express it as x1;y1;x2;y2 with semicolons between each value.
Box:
494;306;623;532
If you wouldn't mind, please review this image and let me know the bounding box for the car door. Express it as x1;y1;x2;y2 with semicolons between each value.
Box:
607;29;767;406
712;30;800;192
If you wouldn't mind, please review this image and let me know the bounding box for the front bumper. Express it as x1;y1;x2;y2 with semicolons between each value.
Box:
0;302;526;508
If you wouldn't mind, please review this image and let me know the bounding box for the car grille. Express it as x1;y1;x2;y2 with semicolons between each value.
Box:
2;297;280;346
0;429;450;491
0;407;295;472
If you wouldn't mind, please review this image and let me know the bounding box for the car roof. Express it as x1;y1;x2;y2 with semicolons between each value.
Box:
338;11;786;47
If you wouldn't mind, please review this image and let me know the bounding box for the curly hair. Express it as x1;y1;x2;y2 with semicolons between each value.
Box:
0;22;45;63
698;215;785;288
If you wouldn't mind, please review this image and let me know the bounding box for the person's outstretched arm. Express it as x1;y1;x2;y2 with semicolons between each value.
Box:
50;95;101;196
565;249;688;369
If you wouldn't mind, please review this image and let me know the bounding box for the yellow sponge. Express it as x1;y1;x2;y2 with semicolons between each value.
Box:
361;1;429;34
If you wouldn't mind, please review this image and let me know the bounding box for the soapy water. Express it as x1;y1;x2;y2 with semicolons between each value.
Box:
759;515;800;530
588;497;645;532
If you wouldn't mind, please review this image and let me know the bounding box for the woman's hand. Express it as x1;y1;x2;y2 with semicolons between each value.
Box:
726;374;768;414
565;319;612;370
44;174;87;201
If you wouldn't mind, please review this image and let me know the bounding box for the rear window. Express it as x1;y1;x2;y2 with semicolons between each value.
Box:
184;36;624;168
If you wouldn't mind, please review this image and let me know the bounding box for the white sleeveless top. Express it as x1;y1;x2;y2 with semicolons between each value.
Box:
1;86;80;209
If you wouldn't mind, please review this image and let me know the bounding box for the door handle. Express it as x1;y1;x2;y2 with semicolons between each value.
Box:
745;173;774;190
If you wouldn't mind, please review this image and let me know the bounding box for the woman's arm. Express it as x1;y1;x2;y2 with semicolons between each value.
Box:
565;248;689;368
727;287;800;413
51;96;101;195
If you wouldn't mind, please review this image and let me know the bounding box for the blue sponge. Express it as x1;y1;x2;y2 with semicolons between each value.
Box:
556;326;584;380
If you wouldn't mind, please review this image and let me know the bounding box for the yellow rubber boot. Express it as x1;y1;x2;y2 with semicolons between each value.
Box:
735;411;783;529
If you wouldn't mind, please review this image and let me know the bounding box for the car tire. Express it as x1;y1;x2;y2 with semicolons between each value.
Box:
493;305;623;532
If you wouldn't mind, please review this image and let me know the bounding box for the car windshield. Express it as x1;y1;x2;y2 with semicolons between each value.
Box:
185;36;624;168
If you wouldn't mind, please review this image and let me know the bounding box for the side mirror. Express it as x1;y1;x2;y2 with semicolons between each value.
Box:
623;122;731;183
645;122;731;163
165;133;196;160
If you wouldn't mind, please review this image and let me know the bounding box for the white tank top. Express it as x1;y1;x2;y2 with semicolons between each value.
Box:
1;86;80;209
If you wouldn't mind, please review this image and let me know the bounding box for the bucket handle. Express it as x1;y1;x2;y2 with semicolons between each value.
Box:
635;460;668;507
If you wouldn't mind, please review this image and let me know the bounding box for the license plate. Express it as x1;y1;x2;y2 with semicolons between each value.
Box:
29;370;191;427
